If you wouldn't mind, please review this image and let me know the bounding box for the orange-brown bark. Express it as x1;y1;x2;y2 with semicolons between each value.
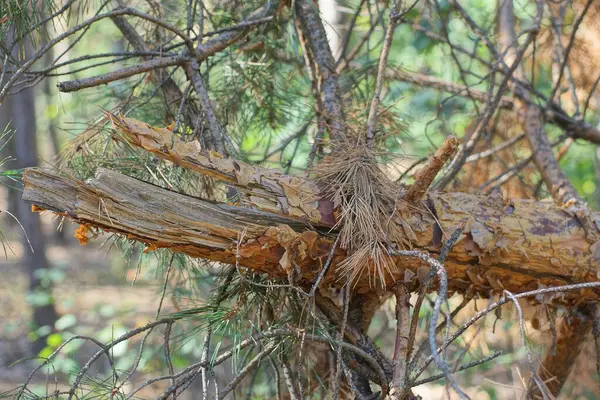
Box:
109;114;332;226
22;165;600;301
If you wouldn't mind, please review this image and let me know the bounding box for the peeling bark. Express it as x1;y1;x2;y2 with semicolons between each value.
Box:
109;114;332;225
22;165;600;301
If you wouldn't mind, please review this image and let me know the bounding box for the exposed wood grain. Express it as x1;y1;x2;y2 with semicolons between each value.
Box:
109;114;333;226
22;166;600;301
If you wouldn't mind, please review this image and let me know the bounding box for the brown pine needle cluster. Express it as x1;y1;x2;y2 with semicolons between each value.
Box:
314;141;406;288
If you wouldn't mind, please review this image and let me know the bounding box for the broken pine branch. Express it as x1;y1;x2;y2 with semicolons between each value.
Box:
21;159;600;300
403;136;458;204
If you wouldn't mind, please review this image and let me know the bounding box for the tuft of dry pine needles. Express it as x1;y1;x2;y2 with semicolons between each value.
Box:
313;140;407;288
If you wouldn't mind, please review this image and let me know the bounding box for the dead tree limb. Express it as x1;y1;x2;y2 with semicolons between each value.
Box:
21;161;600;301
56;56;187;92
404;136;458;204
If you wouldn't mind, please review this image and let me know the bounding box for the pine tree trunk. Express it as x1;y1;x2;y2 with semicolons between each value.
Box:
1;32;59;355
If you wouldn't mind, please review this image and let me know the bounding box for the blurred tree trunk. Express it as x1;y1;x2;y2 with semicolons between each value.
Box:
0;30;58;355
319;0;342;59
41;21;67;245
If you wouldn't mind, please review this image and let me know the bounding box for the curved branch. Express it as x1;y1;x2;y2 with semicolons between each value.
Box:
56;55;187;92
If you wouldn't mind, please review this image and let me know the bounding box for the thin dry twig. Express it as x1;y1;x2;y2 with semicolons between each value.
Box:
406;222;466;377
503;290;545;397
333;280;351;400
412;350;503;387
465;133;525;163
201;266;236;400
416;281;600;382
366;0;403;147
164;322;176;400
547;0;594;104
308;235;340;298
218;343;277;400
388;248;468;399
